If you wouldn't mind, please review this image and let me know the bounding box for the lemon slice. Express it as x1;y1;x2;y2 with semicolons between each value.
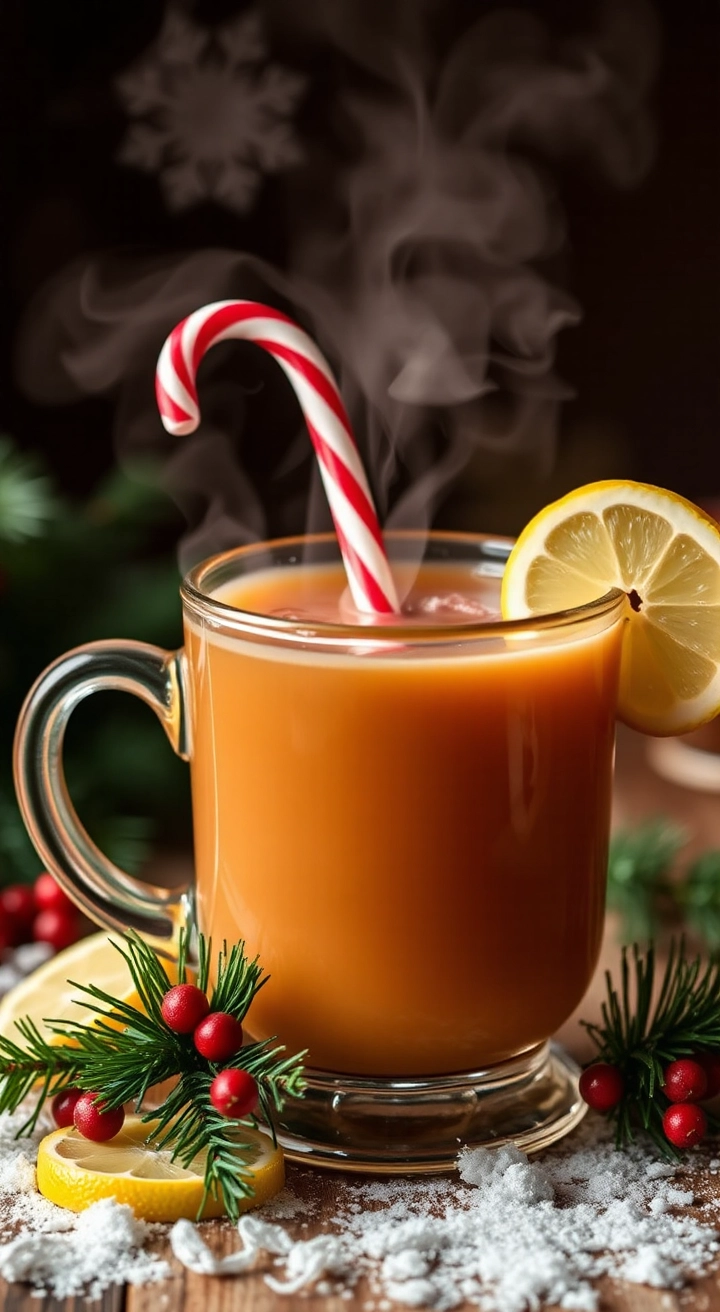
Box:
36;1115;284;1221
0;932;141;1042
501;480;720;736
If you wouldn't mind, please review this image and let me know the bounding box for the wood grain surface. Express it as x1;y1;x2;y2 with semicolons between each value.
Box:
4;725;720;1312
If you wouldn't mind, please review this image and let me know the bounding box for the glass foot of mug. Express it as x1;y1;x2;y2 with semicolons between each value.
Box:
275;1041;585;1172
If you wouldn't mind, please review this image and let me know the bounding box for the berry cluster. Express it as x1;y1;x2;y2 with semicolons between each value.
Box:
0;874;81;955
161;983;259;1119
580;1051;720;1149
52;981;259;1142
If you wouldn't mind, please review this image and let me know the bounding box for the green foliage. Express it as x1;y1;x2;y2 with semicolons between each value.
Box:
607;819;720;951
0;931;306;1220
0;437;57;543
0;435;190;886
607;819;686;943
679;852;720;950
582;941;720;1156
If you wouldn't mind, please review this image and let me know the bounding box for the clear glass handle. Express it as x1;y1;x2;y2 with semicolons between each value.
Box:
13;640;193;956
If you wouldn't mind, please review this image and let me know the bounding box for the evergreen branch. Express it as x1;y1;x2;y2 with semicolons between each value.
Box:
607;819;686;944
109;933;174;1019
233;1039;308;1107
0;435;57;542
581;940;720;1155
0;1024;85;1131
208;940;267;1017
176;925;190;985
606;820;720;952
680;852;720;949
0;930;305;1218
145;1070;258;1217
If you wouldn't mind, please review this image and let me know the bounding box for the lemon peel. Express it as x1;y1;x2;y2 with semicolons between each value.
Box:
36;1116;284;1222
501;480;720;735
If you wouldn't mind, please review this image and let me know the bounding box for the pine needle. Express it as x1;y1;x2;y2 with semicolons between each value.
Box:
0;930;305;1218
582;940;720;1155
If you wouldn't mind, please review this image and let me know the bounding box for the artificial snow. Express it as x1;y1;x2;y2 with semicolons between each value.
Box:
0;1110;169;1298
172;1123;720;1311
3;1103;720;1307
0;942;53;1000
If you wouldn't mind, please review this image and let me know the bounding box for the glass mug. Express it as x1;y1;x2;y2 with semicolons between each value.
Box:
14;533;626;1170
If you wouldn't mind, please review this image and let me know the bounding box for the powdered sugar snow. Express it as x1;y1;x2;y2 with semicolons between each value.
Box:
172;1125;720;1311
0;1109;169;1298
3;1099;720;1307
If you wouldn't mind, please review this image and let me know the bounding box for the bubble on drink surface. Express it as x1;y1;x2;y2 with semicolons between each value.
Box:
404;592;499;622
269;608;313;621
268;591;499;626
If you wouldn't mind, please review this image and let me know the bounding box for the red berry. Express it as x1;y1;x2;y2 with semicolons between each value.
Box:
662;1058;708;1104
160;984;210;1034
34;873;74;914
51;1088;83;1128
578;1063;624;1113
696;1051;720;1099
73;1092;125;1142
194;1012;244;1062
209;1069;259;1119
33;907;78;953
1;885;37;938
662;1102;707;1149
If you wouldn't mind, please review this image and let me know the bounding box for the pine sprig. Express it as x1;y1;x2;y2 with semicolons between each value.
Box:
0;1023;85;1130
0;931;306;1218
680;852;720;950
145;1069;260;1217
607;820;720;951
0;435;57;542
607;819;686;943
582;940;720;1155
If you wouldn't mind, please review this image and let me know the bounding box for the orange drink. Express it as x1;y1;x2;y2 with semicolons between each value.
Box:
18;480;720;1167
184;534;625;1077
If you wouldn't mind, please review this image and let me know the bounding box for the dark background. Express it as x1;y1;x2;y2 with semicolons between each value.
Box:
0;0;718;878
1;0;718;508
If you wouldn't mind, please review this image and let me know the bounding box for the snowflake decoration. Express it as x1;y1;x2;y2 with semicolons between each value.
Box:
115;8;306;215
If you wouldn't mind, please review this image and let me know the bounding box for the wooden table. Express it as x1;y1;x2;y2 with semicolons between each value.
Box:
4;726;720;1312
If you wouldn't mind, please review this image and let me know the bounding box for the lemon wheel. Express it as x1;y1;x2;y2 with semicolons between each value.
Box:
36;1116;285;1222
501;480;720;736
0;932;142;1042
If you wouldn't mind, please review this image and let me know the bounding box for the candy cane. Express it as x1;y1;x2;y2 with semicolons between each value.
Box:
156;300;399;616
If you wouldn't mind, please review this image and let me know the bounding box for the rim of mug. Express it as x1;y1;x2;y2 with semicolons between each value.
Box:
180;530;627;646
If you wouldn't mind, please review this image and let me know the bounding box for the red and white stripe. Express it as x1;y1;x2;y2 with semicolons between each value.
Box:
156;300;399;616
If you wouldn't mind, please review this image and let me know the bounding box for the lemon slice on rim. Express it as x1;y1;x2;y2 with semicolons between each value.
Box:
501;480;720;736
36;1116;285;1221
0;932;141;1043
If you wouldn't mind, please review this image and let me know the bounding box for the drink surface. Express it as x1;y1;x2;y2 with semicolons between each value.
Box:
186;559;623;1076
214;559;502;626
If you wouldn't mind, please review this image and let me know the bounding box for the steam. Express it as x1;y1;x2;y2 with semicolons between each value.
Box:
14;1;658;566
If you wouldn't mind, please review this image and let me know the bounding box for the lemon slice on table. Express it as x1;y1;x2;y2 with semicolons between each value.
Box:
501;480;720;736
0;932;141;1042
37;1116;284;1221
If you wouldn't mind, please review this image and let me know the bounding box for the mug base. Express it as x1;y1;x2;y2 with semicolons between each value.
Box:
275;1041;585;1172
